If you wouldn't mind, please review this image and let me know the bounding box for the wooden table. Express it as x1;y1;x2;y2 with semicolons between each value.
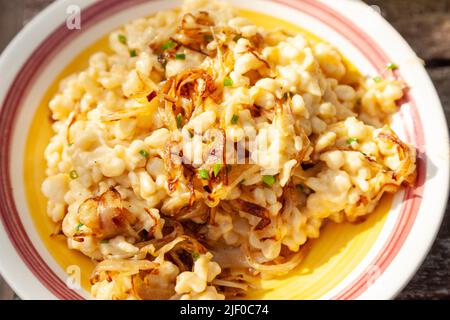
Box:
0;0;449;300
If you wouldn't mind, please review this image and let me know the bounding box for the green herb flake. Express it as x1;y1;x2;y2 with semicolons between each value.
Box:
203;34;214;42
75;223;84;231
223;77;233;87
192;252;200;261
176;113;183;129
129;49;137;57
161;40;175;50
100;239;109;244
139;149;149;158
118;34;127;45
198;169;210;180
387;62;398;70
68;143;74;147
213;163;222;177
262;175;276;187
296;183;305;190
231;114;239;125
347;137;359;145
175;53;186;60
69;170;79;179
373;76;382;83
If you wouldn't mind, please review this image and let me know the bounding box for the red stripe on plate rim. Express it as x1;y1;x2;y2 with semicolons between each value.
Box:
0;0;426;300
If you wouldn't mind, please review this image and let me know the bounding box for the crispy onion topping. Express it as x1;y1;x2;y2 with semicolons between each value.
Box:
77;187;139;240
159;69;216;130
172;12;215;55
243;243;305;276
132;271;176;300
230;199;271;231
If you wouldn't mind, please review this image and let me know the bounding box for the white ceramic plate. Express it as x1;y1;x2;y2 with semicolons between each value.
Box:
0;0;448;300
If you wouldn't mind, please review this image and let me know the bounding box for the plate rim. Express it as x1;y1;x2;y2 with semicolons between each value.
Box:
0;0;447;300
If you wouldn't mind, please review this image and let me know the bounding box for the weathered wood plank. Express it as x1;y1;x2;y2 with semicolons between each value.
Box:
363;0;450;20
23;0;55;25
362;0;450;61
0;0;25;52
427;67;450;124
0;278;16;300
392;14;450;61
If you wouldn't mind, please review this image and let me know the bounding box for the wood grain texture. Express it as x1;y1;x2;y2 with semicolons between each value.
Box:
0;0;449;300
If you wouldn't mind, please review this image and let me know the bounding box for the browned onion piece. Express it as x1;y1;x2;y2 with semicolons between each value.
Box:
132;272;175;300
377;131;416;185
210;247;249;269
164;200;210;222
94;259;157;274
77;198;100;231
231;199;270;231
243;243;304;276
98;187;139;239
160;69;216;129
171;12;215;55
66;109;80;145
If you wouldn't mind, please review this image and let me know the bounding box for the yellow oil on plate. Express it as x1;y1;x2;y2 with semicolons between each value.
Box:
24;9;391;299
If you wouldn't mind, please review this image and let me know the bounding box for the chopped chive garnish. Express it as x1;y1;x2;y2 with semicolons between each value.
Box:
296;183;305;190
118;34;127;45
175;53;186;60
75;223;84;231
231;114;239;125
69;170;79;179
192;252;200;261
373;76;382;83
139;149;149;158
233;35;242;42
262;175;276;187
223;77;233;87
176;113;183;129
213;163;222;177
129;49;137;57
387;62;398;70
347;137;359;145
203;34;214;42
198;169;210;180
162;40;175;50
100;239;109;244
